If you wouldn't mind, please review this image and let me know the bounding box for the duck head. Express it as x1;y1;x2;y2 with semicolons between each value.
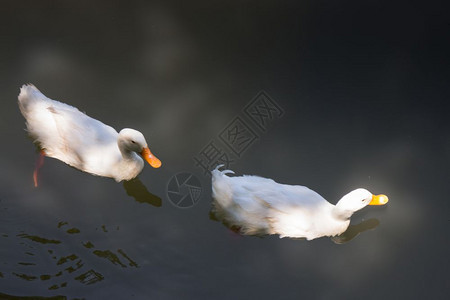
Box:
334;188;388;220
118;128;161;168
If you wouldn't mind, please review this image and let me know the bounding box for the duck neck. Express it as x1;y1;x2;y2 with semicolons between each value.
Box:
332;204;354;221
115;142;144;181
117;140;141;162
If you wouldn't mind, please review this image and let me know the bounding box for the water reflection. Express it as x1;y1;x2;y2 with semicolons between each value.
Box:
331;218;380;244
17;233;61;245
123;178;162;207
92;248;139;268
1;220;139;292
0;292;66;300
74;269;104;285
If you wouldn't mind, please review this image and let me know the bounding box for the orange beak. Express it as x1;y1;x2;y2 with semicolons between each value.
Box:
369;194;389;205
141;147;161;168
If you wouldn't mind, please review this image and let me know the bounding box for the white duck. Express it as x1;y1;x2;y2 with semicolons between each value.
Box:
211;165;388;240
18;84;161;183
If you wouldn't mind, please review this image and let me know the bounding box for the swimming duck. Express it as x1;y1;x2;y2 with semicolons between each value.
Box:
211;165;388;240
18;84;161;183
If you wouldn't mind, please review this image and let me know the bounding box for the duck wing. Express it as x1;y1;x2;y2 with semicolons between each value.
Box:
228;175;327;214
18;84;118;169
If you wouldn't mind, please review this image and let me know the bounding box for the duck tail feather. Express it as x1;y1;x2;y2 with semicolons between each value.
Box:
212;164;234;176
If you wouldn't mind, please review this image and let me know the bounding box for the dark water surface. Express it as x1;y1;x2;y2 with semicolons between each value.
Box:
0;1;448;299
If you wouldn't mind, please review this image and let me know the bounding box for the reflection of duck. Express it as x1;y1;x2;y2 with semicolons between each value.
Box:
211;166;388;240
331;218;380;244
18;84;161;183
123;178;162;207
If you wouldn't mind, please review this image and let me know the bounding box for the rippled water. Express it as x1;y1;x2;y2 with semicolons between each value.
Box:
0;1;448;299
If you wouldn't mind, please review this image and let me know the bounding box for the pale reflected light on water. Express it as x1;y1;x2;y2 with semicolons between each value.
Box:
0;1;448;299
210;207;382;245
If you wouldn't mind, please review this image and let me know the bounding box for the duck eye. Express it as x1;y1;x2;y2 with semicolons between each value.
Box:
131;141;136;144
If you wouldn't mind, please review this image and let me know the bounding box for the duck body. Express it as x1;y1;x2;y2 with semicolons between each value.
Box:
18;84;161;182
211;166;388;240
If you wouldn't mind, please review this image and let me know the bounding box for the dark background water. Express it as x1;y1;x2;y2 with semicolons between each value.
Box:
0;1;448;299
